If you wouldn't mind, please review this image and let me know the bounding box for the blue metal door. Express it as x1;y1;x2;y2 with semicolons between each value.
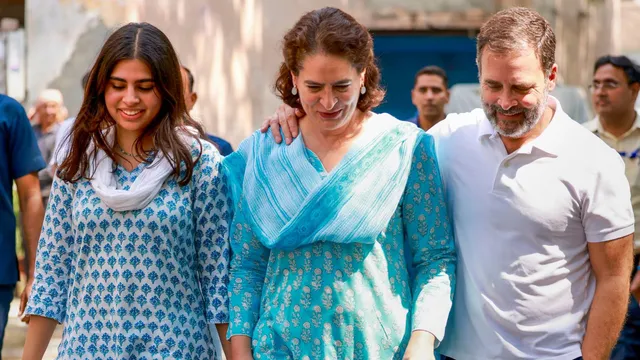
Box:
372;33;478;120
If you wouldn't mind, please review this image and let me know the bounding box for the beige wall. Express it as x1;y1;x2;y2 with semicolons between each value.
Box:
29;0;369;147
621;0;640;54
28;0;614;146
25;0;505;146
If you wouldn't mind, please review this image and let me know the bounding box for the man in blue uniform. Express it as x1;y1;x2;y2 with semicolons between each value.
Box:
0;93;46;352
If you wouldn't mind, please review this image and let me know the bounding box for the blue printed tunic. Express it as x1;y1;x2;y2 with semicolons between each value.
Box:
25;141;231;359
227;133;457;359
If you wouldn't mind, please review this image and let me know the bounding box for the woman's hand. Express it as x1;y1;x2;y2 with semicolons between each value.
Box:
230;335;254;360
403;330;437;360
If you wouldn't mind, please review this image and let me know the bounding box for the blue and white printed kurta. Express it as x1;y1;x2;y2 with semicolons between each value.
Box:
25;141;231;359
227;130;456;359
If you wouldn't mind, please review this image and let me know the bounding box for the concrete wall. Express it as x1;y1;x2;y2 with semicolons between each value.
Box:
29;0;357;146
26;0;613;146
621;0;640;55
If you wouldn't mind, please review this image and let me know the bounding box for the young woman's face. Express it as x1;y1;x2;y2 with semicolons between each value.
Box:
105;59;162;137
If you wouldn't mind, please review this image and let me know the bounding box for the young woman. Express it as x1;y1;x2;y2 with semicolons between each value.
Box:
22;23;231;359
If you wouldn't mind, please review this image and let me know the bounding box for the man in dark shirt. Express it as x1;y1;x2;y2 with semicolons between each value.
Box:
181;65;234;156
0;94;46;351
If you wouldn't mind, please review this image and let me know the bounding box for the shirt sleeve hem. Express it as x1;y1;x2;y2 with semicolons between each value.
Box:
13;160;47;180
586;224;635;243
207;314;230;324
411;323;445;342
227;327;254;339
24;306;65;324
410;326;443;348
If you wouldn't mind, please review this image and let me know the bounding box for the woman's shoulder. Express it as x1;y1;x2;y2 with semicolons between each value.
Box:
179;136;223;177
227;128;285;160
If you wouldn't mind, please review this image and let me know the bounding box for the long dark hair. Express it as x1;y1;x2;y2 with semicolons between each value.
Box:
58;22;206;186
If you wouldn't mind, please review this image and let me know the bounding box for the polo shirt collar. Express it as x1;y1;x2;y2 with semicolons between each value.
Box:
527;96;566;156
477;109;496;139
476;95;567;156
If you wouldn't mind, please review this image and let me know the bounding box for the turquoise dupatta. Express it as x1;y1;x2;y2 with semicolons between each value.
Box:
223;113;421;250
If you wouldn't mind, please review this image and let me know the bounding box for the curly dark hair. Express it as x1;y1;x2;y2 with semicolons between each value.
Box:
274;7;385;112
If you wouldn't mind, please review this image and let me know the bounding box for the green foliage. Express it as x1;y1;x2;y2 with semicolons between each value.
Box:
13;185;24;258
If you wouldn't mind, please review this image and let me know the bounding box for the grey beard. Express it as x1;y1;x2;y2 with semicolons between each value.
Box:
483;92;549;138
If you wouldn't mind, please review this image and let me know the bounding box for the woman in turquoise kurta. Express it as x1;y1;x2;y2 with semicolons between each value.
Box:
225;7;456;360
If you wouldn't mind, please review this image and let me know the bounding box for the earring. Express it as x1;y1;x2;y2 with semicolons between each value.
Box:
360;86;366;95
291;86;298;96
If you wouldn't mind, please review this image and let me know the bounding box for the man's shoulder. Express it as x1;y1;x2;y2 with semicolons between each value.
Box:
428;108;485;139
556;117;623;172
446;108;486;126
557;114;608;149
0;93;19;107
582;118;599;132
0;94;25;122
208;134;231;146
207;134;234;155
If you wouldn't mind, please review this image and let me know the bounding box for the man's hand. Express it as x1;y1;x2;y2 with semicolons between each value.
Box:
260;104;303;144
582;235;634;360
403;330;436;360
19;278;33;323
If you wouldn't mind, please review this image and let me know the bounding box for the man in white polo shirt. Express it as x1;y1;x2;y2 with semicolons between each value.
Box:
262;7;634;360
432;8;633;360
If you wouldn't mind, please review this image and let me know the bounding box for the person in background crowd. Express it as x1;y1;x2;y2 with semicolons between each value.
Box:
48;73;90;177
0;93;46;353
181;65;234;156
584;54;640;360
29;89;66;206
407;66;450;131
22;22;231;360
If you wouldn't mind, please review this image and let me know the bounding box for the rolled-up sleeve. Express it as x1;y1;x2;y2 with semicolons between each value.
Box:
227;198;271;338
194;144;232;324
582;148;634;243
24;176;75;323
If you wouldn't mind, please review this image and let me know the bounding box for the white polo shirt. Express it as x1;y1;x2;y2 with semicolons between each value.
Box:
584;113;640;251
430;97;634;360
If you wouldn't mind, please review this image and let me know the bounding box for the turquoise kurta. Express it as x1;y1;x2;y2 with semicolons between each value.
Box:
226;118;456;359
